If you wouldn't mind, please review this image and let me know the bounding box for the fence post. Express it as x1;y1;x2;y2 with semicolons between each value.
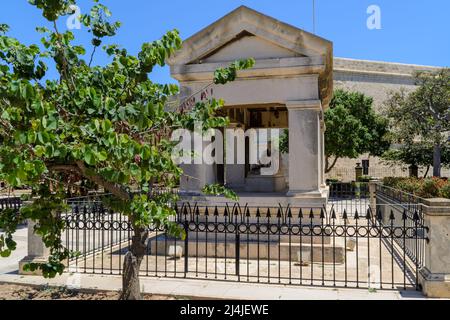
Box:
419;198;450;298
368;179;380;212
184;221;189;276
19;219;50;276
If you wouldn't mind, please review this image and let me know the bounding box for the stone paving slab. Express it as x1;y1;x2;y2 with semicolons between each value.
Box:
0;273;432;300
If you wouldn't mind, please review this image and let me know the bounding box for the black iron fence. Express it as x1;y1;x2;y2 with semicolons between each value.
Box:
0;197;22;211
375;184;427;275
60;200;428;291
328;182;370;217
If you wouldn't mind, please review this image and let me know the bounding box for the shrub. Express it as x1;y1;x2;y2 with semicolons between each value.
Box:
418;179;441;198
382;177;450;199
440;183;450;199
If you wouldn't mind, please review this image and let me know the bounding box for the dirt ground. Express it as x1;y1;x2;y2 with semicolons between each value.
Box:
0;282;182;300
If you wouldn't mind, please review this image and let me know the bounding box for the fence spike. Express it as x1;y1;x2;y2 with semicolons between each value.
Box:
213;206;219;216
376;207;383;221
195;206;200;216
224;207;229;217
413;210;420;221
233;206;239;216
204;207;209;216
256;208;261;218
277;208;282;218
245;207;251;217
402;209;408;221
298;208;303;219
320;208;326;219
354;209;359;220
342;209;348;220
389;210;395;221
287;208;293;218
266;208;271;218
309;208;314;219
331;209;337;219
365;208;372;219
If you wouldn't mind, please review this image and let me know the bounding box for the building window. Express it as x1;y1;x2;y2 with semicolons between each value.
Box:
362;160;370;175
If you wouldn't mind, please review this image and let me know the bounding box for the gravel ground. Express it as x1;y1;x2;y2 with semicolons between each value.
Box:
0;282;182;300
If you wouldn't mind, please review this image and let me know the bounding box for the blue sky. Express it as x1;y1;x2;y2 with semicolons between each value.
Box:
1;0;449;84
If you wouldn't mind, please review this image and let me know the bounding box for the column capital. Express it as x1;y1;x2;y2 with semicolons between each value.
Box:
286;100;322;111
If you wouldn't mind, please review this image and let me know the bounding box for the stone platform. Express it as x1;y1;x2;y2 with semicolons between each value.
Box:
179;191;329;208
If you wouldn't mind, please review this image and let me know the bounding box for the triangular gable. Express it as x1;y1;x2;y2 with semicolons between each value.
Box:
168;6;333;108
199;32;305;64
168;6;332;65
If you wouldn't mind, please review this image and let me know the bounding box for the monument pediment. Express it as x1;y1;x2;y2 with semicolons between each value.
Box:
168;6;333;108
168;6;332;65
199;32;305;64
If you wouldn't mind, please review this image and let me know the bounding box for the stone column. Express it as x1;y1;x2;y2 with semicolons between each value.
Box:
19;219;50;276
180;135;217;196
419;198;450;298
225;123;246;191
286;100;322;197
319;120;326;188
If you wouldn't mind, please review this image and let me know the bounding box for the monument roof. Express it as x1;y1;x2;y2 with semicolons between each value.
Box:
168;6;333;107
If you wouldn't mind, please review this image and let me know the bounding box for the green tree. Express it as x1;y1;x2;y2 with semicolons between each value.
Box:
0;0;253;300
382;142;450;177
324;89;390;173
384;68;450;177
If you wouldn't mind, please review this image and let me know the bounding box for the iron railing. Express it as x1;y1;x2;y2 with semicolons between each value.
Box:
328;182;370;217
0;197;22;211
375;184;427;274
60;201;427;291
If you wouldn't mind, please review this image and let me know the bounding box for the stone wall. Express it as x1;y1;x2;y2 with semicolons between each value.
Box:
326;58;448;181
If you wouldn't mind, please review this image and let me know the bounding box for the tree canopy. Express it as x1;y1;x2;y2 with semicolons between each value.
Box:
324;89;390;173
383;68;450;177
0;0;253;299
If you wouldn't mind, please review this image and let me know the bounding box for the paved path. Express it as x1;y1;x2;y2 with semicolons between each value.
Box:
0;227;27;275
0;272;431;300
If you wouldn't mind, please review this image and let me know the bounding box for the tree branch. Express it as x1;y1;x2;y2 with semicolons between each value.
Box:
75;161;130;201
47;164;81;174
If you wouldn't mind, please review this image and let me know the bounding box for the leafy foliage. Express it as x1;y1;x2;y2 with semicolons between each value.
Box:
382;177;450;199
324;89;390;172
384;68;450;176
214;59;255;85
382;143;450;169
0;0;253;278
202;184;239;201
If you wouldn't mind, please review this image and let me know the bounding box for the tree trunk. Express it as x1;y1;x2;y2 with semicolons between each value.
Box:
325;156;339;174
119;227;148;300
433;144;442;177
120;251;143;300
423;165;430;178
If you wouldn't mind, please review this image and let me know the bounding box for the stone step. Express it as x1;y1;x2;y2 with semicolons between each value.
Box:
185;231;332;245
148;236;345;264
